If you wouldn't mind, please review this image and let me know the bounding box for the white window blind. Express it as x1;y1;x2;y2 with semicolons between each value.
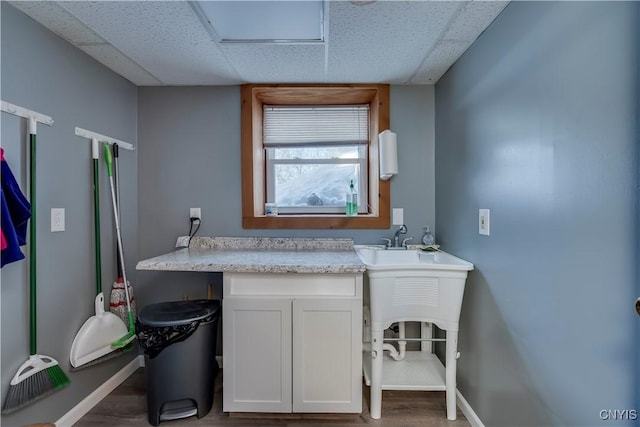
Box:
263;105;369;146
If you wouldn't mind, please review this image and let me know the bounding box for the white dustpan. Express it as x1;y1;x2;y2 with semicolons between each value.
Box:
70;293;129;368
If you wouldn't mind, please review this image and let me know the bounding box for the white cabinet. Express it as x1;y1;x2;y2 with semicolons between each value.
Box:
223;297;292;412
223;273;362;413
292;298;361;413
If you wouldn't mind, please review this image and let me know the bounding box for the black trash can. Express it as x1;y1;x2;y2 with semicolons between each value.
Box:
137;299;220;426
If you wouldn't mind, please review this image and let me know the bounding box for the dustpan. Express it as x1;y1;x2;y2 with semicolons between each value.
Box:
69;138;128;368
70;294;129;367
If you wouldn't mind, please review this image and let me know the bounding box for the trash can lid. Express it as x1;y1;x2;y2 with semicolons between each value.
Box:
138;299;220;327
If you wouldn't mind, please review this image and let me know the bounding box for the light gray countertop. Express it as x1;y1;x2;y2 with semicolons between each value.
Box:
136;237;366;274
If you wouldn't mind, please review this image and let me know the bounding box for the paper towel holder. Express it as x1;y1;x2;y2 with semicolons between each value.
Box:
378;129;398;180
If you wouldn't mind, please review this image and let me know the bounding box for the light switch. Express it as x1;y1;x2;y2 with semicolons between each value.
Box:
51;208;65;232
479;209;490;236
392;208;404;226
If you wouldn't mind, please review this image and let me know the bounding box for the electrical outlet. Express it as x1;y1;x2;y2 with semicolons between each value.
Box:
51;208;65;232
190;208;201;220
479;209;490;236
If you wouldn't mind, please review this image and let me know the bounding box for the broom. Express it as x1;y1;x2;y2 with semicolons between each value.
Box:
109;143;136;325
104;145;136;348
2;118;70;414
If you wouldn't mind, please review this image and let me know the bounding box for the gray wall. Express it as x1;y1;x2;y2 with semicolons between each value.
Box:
435;2;639;426
1;4;138;425
136;85;435;304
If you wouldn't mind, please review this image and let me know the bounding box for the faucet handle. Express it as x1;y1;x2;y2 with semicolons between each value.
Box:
380;237;392;248
401;237;414;248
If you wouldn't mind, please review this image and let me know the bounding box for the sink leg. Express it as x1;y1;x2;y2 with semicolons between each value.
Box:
445;330;458;420
420;322;432;353
369;329;384;419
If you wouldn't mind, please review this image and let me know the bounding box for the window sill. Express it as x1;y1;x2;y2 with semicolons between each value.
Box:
243;214;390;229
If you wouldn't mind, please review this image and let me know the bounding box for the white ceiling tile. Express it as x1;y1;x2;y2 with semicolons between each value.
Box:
326;1;462;83
410;40;471;84
219;44;326;83
442;1;509;41
9;0;105;44
56;1;240;85
201;1;324;42
79;44;162;86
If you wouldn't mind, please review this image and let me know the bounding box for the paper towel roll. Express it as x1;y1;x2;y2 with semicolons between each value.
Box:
379;130;398;180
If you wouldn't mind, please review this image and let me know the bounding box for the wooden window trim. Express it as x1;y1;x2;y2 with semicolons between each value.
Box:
241;84;390;229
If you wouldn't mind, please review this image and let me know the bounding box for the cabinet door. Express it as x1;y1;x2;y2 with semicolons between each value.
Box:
292;298;362;413
223;297;292;412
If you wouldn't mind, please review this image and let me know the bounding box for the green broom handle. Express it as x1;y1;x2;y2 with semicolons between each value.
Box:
29;120;37;355
92;139;102;295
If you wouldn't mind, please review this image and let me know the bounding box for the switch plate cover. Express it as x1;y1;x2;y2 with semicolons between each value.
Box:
392;208;404;226
479;209;490;236
51;208;65;232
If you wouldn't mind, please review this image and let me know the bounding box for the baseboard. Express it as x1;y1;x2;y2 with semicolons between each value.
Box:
55;355;143;427
456;389;484;427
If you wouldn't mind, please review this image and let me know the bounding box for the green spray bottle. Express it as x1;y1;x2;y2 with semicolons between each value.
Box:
346;180;358;216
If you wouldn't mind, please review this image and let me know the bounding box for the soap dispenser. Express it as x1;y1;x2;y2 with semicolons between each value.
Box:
421;226;435;246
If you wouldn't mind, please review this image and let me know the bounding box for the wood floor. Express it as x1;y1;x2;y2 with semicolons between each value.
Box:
75;368;470;426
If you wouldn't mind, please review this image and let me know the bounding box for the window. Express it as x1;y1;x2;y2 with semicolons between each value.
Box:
241;84;390;229
264;105;369;214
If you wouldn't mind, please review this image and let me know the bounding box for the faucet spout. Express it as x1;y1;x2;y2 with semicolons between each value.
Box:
393;224;407;248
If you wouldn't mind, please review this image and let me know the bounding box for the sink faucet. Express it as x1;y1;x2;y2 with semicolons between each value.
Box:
380;225;411;249
394;224;407;247
379;225;409;249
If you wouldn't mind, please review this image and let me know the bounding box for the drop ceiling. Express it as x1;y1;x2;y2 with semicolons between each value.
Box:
9;0;509;86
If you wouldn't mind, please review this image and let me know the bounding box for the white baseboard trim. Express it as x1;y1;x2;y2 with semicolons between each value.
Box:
457;389;484;427
56;355;143;427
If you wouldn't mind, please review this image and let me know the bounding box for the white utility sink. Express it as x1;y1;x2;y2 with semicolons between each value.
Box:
355;245;474;421
355;246;473;271
354;245;474;331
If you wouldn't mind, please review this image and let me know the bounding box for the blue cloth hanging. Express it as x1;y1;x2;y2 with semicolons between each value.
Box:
1;148;31;268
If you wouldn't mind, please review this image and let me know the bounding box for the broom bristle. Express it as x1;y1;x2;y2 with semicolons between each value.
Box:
1;367;68;415
47;364;70;389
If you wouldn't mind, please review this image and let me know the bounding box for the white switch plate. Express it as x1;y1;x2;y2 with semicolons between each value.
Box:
479;209;490;236
190;208;201;220
392;208;404;226
51;208;65;232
